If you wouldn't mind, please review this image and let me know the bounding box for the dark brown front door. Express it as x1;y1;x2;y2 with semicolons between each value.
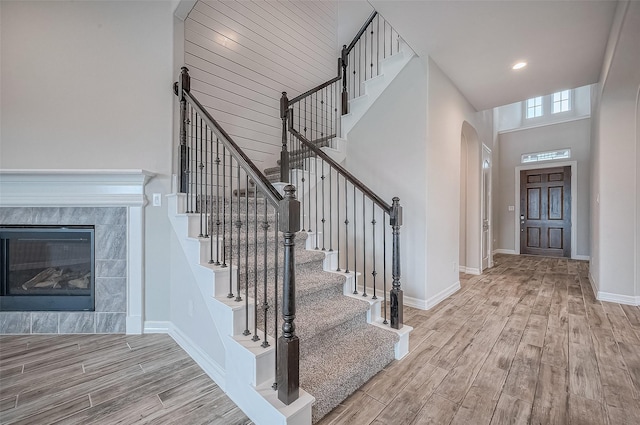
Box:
520;166;571;257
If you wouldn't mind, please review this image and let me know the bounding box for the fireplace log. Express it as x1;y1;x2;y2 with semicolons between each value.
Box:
22;268;63;290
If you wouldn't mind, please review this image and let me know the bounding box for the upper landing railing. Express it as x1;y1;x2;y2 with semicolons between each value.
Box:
279;11;405;331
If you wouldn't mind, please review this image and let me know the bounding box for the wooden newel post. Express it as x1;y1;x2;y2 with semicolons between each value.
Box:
390;197;403;329
280;92;290;183
278;185;300;405
176;67;191;193
340;45;349;115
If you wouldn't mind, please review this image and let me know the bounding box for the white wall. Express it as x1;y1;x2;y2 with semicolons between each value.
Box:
183;0;338;169
0;0;176;322
496;119;591;257
345;56;428;305
426;57;492;305
590;0;640;302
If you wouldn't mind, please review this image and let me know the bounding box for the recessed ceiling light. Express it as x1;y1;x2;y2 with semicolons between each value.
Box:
512;62;527;70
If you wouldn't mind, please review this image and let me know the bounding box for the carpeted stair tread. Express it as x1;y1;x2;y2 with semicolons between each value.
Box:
294;295;370;344
300;322;398;422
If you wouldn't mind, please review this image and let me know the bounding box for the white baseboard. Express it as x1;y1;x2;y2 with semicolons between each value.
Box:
493;249;517;255
143;321;171;334
426;281;461;310
169;325;227;391
459;266;481;275
590;273;640;306
404;295;428;310
572;255;591;261
596;291;640;306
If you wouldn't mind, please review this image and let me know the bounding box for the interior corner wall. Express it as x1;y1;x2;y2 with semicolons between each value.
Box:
345;56;428;305
0;0;176;322
590;0;639;302
496;119;591;257
426;57;491;306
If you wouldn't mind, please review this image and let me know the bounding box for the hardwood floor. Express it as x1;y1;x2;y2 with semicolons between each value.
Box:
318;254;640;425
0;333;251;424
3;255;640;425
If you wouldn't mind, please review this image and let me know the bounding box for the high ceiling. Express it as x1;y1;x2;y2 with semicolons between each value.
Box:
368;0;619;111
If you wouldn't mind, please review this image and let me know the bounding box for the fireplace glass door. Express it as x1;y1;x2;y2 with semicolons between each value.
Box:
0;226;95;311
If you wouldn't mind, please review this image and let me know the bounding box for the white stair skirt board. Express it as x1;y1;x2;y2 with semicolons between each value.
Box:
341;39;415;138
167;194;314;425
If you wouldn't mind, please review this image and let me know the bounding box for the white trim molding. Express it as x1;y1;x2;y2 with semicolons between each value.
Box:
0;169;155;334
590;273;640;306
493;249;518;255
144;321;171;334
425;281;461;310
459;266;481;275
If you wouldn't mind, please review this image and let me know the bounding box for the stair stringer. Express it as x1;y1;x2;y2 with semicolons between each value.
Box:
341;39;415;138
167;194;315;425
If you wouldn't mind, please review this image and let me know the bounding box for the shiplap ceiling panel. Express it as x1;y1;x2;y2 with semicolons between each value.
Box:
185;0;338;169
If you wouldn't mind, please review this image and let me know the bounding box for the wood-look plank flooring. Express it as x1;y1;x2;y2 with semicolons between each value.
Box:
318;254;640;425
0;333;251;424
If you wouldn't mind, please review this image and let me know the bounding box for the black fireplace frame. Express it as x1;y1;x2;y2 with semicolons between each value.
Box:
0;225;95;312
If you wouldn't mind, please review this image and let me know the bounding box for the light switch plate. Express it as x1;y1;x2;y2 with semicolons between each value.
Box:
153;193;161;207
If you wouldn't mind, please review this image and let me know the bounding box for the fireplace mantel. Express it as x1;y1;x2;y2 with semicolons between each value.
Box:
0;169;154;207
0;169;155;334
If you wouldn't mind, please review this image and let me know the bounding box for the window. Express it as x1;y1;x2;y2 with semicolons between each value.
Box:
521;149;571;163
526;97;543;118
552;90;571;113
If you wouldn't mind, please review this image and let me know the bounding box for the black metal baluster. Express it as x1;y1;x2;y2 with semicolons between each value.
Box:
243;174;250;336
370;24;374;80
196;117;204;238
222;149;227;269
235;165;242;303
364;24;368;80
329;165;333;252
314;152;318;248
301;99;306;232
195;115;201;234
273;209;279;389
372;202;377;300
204;127;210;239
352;50;356;102
225;153;232;301
261;201;270;348
383;214;388;324
320;89;324;140
187;106;194;213
212;138;221;265
376;15;380;77
321;160;325;251
353;185;357;294
362;192;367;297
344;179;349;274
336;174;340;271
358;41;362;96
252;187;259;342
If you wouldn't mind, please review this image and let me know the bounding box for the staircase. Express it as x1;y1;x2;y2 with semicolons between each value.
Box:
168;9;414;425
168;192;403;422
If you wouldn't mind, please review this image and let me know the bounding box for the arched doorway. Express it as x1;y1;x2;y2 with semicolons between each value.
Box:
460;121;489;274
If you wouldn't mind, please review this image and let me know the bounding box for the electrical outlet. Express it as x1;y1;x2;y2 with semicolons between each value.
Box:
153;193;161;207
453;261;457;272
